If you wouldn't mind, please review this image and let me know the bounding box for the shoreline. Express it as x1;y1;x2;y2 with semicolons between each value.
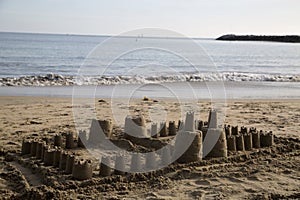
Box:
0;81;300;99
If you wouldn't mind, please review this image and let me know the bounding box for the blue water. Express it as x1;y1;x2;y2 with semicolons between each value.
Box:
1;32;300;80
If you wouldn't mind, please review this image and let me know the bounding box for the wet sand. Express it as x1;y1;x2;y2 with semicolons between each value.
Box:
0;96;299;199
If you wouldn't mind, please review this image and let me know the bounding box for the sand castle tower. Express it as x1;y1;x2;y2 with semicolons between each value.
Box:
124;115;147;140
206;128;227;158
145;152;156;169
114;155;125;175
65;154;75;174
99;120;113;138
72;160;93;180
36;141;43;159
78;130;87;148
244;133;253;150
168;121;177;136
231;126;239;136
40;142;46;161
88;119;112;145
21;139;31;155
224;125;231;137
53;148;61;167
59;151;68;171
130;153;142;172
204;109;228;158
241;126;248;134
236;135;245;151
65;132;74;149
30;140;38;157
260;131;274;147
252;131;260;148
173;130;202;163
184;112;195;131
159;122;168;137
99;156;112;177
54;134;63;147
197;120;204;132
208;110;217;128
227;136;236;151
151;123;158;138
160;146;171;166
43;148;55;166
41;143;49;163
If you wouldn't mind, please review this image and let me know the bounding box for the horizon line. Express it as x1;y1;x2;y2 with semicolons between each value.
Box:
0;31;215;40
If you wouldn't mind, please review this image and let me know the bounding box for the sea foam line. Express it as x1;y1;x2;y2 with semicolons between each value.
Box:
0;72;299;86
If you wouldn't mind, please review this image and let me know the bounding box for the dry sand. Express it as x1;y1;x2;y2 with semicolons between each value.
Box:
0;96;299;199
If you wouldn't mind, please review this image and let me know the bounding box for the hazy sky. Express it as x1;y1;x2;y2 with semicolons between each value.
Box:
0;0;299;38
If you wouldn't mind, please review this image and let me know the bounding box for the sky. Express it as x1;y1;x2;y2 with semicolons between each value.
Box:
0;0;299;38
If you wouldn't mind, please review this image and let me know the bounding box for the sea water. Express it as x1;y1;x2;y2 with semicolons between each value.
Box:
0;32;299;98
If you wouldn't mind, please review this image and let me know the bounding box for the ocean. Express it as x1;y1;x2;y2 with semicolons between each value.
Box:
0;32;299;99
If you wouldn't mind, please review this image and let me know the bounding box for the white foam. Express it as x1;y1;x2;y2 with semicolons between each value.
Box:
0;72;299;86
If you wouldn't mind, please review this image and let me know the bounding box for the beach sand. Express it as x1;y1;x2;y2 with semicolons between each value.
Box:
0;96;299;199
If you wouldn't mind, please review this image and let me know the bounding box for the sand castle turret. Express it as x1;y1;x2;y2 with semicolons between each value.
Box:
260;131;274;147
65;132;74;149
252;131;260;148
40;142;46;161
244;133;253;150
151;123;158;138
114;155;125;175
43;148;55;166
145;152;156;169
241;126;248;134
36;141;43;159
30;140;38;157
99;157;112;177
54;134;63;147
78;130;87;148
59;151;68;171
206;128;227;158
168;121;177;136
227;136;236;151
41;143;49;163
160;146;171;166
21;139;31;155
159;122;168;137
231;126;238;136
72;160;93;180
197;120;204;131
99;120;113;138
53;148;61;167
236;135;245;151
174;130;202;163
88;119;112;145
208;110;217;128
224;125;231;137
249;127;257;133
65;154;75;174
130;153;142;172
184;112;195;131
124;115;147;140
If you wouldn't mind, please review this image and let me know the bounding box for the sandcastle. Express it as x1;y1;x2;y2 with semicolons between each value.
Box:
18;109;275;181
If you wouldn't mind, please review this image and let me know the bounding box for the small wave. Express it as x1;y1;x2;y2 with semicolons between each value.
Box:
0;72;299;86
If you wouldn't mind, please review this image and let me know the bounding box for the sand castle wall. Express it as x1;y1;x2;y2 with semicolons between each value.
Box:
18;109;277;183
